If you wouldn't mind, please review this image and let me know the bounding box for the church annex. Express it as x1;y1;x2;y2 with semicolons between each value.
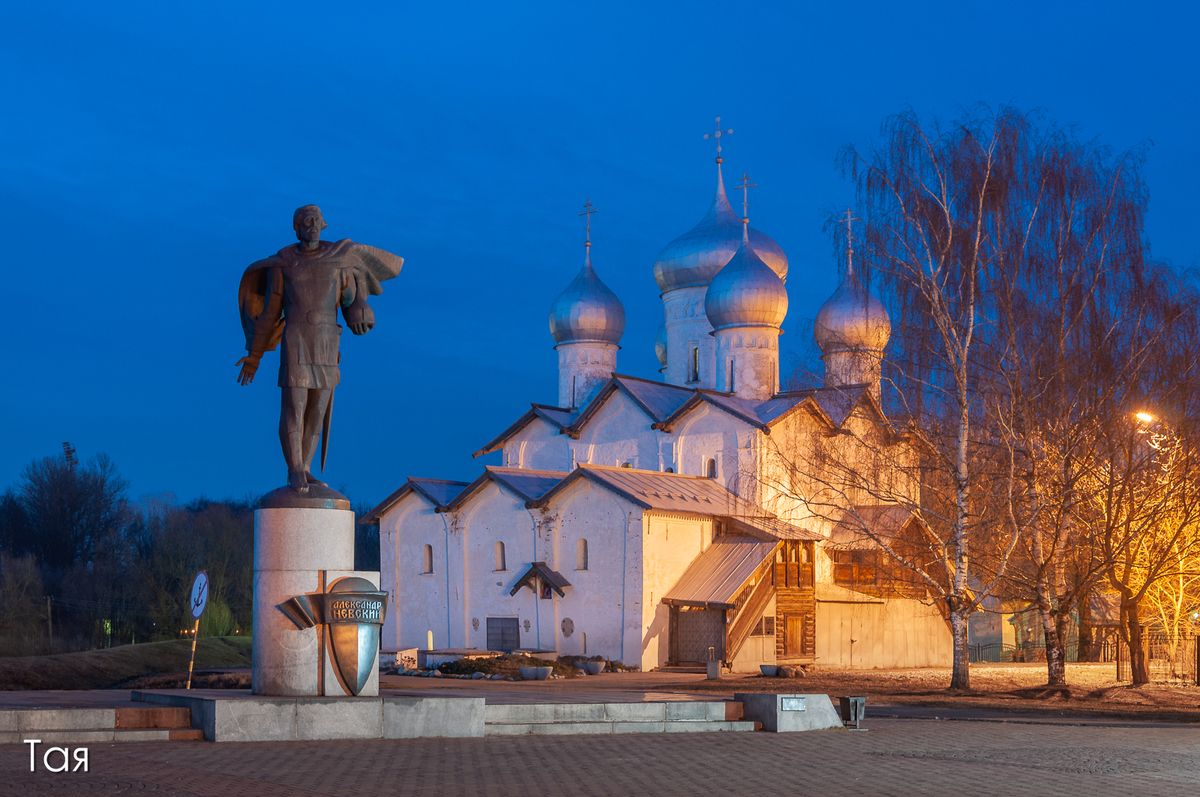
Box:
368;140;951;672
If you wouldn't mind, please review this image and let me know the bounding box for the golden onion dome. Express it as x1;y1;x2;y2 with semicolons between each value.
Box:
814;267;890;353
548;252;625;346
653;165;788;294
704;226;788;331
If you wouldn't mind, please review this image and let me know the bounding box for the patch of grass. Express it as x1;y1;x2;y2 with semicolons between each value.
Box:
0;636;252;690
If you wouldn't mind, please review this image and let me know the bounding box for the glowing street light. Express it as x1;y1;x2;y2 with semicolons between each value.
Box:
1135;411;1157;424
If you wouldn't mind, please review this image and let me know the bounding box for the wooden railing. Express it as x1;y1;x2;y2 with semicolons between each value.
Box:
725;575;775;663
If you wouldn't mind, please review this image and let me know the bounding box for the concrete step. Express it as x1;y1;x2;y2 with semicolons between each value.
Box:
486;720;757;736
483;701;754;736
0;727;204;743
115;707;192;729
0;706;200;744
484;701;741;725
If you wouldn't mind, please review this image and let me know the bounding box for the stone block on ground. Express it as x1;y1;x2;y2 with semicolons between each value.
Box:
734;693;842;732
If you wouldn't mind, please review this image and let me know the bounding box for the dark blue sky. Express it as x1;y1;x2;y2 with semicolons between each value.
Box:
3;1;1197;508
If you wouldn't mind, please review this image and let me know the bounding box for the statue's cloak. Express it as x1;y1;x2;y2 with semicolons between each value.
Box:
237;239;403;353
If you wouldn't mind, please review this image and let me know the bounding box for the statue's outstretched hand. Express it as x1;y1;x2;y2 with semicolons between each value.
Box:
236;353;261;385
345;299;375;335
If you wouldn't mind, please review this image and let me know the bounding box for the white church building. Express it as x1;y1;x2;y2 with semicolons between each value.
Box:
369;146;952;672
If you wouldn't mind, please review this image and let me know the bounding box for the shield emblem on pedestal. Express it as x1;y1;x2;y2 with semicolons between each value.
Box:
324;577;387;696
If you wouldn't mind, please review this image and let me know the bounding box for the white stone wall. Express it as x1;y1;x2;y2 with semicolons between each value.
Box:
572;390;668;471
556;341;618;409
500;416;571;472
753;401;920;530
542;479;643;664
823;348;883;401
714;327;780;401
383;477;648;666
670;402;757;496
640;512;714;670
380;494;454;653
662;287;715;388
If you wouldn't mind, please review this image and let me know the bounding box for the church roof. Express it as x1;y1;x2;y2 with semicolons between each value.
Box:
474;403;576;458
531;464;820;540
474;376;891;461
360;477;470;522
563;374;694;436
442;466;568;512
662;534;779;609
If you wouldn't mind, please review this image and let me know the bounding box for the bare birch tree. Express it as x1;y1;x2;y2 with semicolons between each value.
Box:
846;109;1033;690
979;124;1149;687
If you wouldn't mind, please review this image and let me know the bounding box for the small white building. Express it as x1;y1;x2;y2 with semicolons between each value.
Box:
369;152;952;671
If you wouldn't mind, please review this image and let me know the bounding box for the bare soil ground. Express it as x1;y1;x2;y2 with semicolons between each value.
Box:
679;662;1200;720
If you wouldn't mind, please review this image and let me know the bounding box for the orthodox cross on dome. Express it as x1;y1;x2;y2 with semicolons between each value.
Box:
843;208;858;277
735;172;756;225
578;199;597;263
703;116;734;164
578;199;596;247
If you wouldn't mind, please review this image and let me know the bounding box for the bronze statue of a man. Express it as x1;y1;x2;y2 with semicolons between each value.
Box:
237;205;404;493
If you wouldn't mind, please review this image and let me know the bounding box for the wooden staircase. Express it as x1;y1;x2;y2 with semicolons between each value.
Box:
725;571;775;664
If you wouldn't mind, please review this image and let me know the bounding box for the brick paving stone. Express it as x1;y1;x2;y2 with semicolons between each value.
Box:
2;718;1199;796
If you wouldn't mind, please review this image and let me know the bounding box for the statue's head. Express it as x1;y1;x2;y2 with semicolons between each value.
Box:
292;205;327;245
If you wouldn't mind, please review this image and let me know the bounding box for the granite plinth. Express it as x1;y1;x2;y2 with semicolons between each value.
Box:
734;693;843;732
132;691;485;742
252;505;355;696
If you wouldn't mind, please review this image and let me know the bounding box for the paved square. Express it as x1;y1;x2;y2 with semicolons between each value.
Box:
3;718;1199;796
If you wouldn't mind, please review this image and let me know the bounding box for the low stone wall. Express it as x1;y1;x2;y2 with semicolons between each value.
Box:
133;691;484;742
734;693;842;732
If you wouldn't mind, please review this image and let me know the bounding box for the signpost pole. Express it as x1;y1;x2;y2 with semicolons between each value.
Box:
186;618;201;690
185;570;209;691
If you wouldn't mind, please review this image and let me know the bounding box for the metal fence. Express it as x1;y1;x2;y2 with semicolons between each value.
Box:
969;639;1118;664
1115;633;1199;683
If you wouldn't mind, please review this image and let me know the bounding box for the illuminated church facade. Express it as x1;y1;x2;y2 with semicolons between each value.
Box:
370;132;951;672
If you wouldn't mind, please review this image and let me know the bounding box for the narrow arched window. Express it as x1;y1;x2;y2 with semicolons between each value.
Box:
576;538;589;571
688;346;700;383
421;544;434;574
494;541;507;571
705;458;717;479
728;357;736;392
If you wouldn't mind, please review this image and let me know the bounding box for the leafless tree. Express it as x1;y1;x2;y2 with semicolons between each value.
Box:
977;123;1150;687
843;108;1034;689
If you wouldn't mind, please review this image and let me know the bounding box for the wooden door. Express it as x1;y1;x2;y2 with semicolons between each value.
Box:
785;616;804;657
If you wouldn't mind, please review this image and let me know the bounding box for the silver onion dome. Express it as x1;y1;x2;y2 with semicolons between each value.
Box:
705;229;789;331
814;268;891;353
549;254;625;346
653;166;788;293
654;324;668;368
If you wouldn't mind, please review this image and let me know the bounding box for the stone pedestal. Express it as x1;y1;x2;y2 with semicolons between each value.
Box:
733;693;842;732
252;501;355;697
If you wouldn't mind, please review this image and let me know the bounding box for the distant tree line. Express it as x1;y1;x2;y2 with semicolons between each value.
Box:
0;450;380;656
0;453;255;654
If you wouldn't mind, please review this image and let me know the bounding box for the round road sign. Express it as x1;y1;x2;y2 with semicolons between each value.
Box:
189;571;209;619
